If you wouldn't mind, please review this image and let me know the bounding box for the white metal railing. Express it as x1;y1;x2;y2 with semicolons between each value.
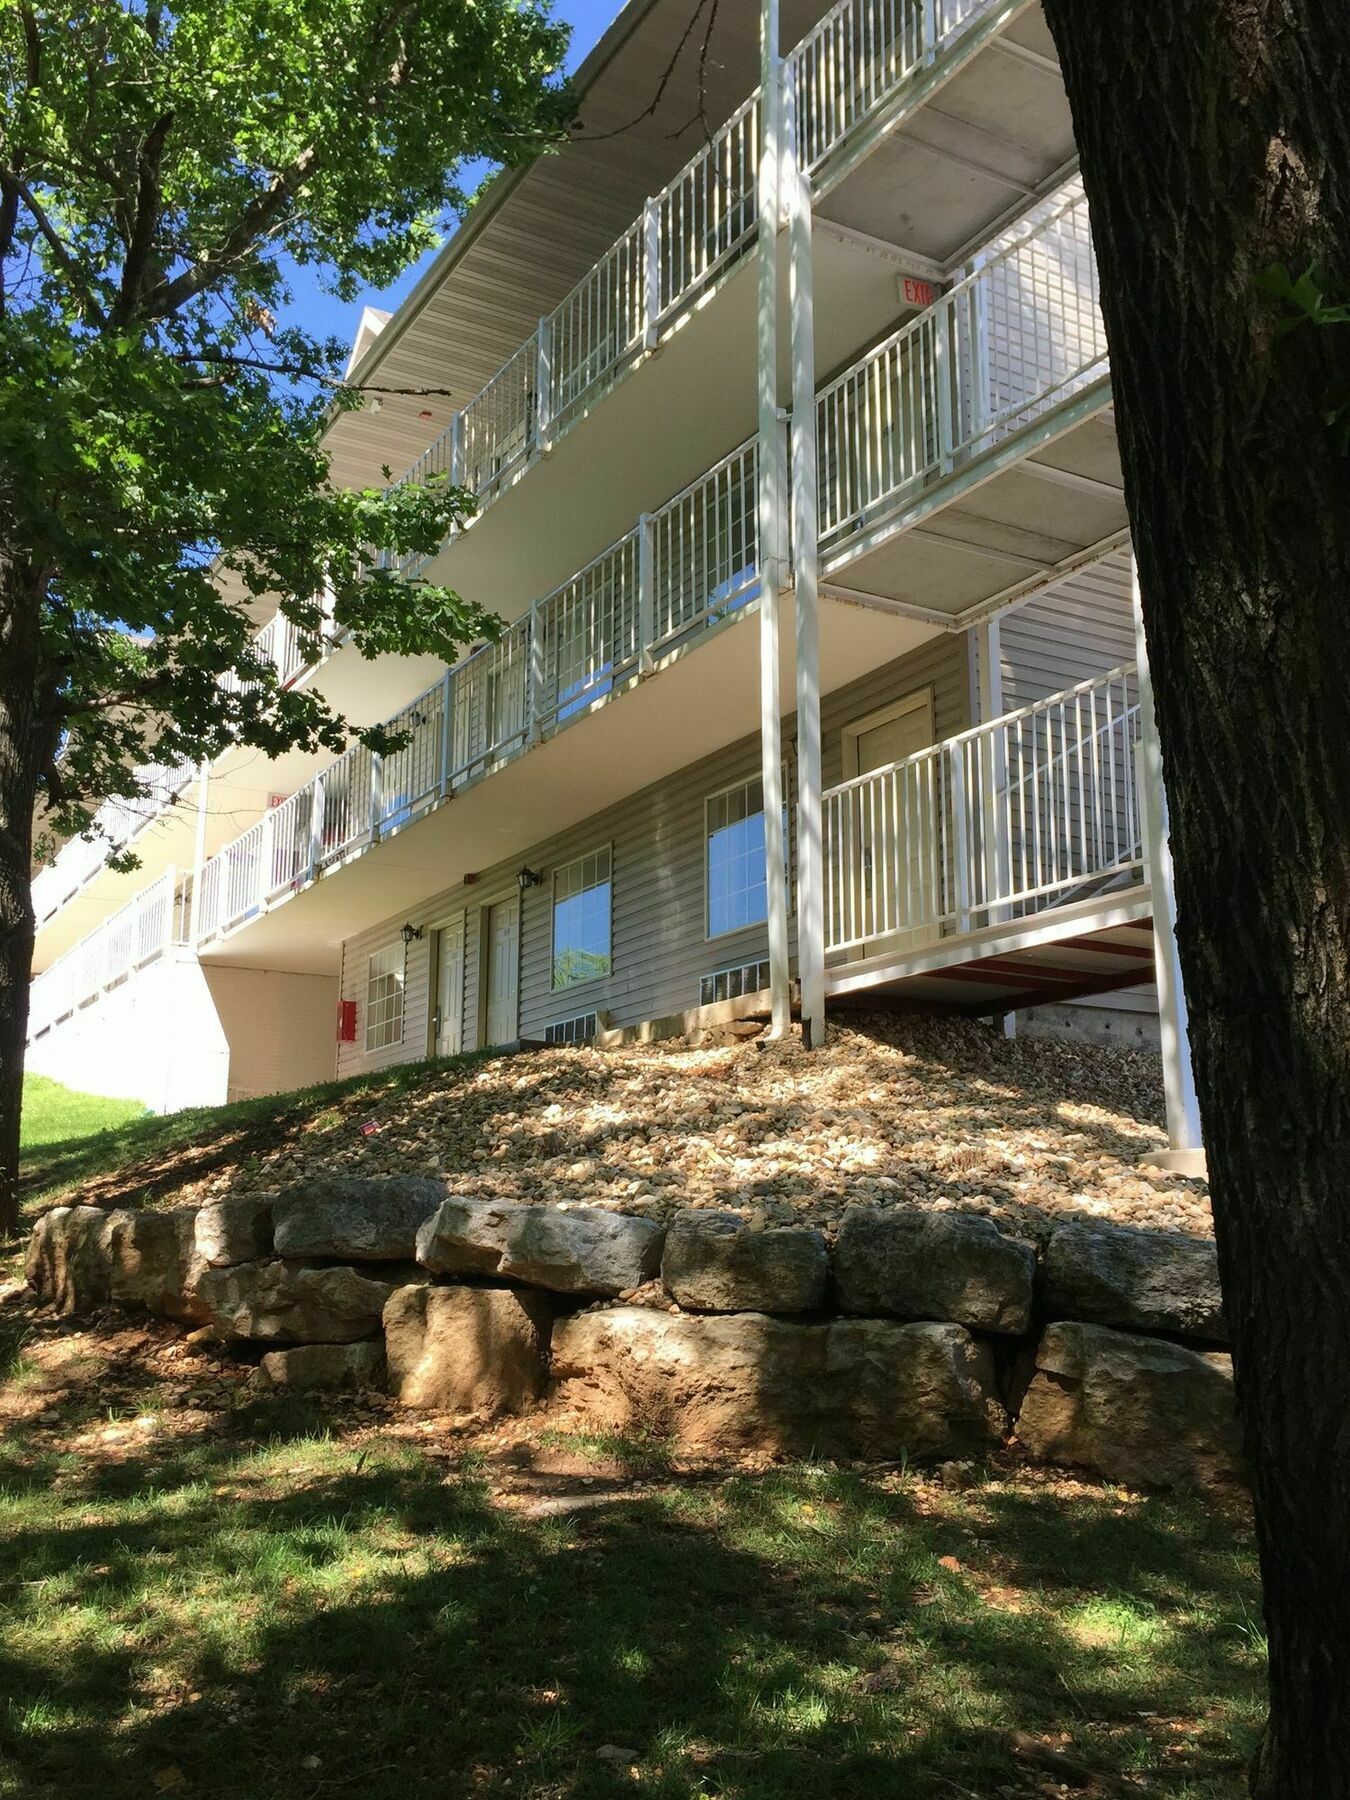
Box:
391;0;1001;542
32;603;330;933
789;0;991;175
26;868;185;1041
817;181;1106;547
194;441;762;944
824;664;1142;954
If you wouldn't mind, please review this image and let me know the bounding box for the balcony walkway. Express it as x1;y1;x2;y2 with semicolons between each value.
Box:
820;660;1150;1013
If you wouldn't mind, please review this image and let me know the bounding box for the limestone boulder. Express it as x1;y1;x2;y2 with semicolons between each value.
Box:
384;1284;554;1413
255;1340;386;1393
26;1206;113;1316
661;1210;829;1314
500;1206;665;1297
196;1196;274;1268
835;1206;1035;1335
106;1208;209;1322
196;1259;400;1342
416;1198;518;1277
1043;1221;1226;1343
550;1308;1006;1459
1016;1321;1241;1488
271;1176;447;1262
416;1198;664;1297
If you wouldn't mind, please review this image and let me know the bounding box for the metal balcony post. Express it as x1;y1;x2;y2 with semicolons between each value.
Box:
1132;554;1203;1165
449;413;465;489
535;317;553;454
528;602;547;744
308;772;325;884
935;301;957;475
643;196;661;349
922;0;940;60
637;513;656;674
949;742;972;935
369;750;383;845
439;668;454;796
787;60;825;1050
757;0;791;1041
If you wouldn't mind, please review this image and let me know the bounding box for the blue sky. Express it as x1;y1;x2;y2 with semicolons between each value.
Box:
285;0;617;357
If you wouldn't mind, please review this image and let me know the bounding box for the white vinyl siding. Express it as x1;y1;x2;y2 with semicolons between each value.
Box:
999;546;1135;711
365;943;406;1052
335;631;970;1074
552;847;613;988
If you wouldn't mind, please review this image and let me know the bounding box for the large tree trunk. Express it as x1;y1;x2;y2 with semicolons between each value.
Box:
0;557;43;1237
1037;3;1350;1794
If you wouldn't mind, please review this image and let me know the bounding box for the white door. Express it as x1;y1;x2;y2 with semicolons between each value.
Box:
843;691;939;955
484;897;520;1047
433;917;465;1058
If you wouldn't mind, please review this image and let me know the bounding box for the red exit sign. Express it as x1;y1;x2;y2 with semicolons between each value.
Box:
901;275;936;308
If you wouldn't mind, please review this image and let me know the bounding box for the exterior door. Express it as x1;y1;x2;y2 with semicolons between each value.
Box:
484;897;520;1047
843;690;939;955
433;917;465;1058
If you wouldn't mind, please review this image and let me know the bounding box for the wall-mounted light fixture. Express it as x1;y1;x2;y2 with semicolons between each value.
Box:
517;865;544;894
400;922;423;945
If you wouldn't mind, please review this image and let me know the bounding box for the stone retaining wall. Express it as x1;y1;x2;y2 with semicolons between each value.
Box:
26;1181;1240;1488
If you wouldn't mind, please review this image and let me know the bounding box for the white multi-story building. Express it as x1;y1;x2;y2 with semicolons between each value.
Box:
25;0;1202;1166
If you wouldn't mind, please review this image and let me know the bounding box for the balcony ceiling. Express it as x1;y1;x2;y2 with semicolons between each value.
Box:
815;7;1077;269
322;0;833;495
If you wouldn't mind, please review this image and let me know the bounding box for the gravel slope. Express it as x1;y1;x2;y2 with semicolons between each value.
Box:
200;1012;1210;1243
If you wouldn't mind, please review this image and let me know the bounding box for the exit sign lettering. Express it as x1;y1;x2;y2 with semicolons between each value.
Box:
901;276;935;308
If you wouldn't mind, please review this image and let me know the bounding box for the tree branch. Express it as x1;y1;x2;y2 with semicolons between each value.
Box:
110;108;174;328
4;173;108;327
169;348;457;397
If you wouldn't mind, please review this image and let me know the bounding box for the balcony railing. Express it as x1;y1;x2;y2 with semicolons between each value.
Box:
194;441;761;944
27;868;186;1041
31;604;329;933
823;663;1142;955
387;0;1004;550
817;181;1107;550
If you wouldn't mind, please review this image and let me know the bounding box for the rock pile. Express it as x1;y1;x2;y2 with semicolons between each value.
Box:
27;1179;1240;1487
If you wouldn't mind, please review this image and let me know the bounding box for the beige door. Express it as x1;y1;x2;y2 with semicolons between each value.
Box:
433;917;465;1058
484;897;520;1047
842;690;939;955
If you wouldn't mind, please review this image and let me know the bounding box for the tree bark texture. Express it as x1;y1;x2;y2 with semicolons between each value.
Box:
1038;4;1350;1794
0;554;44;1236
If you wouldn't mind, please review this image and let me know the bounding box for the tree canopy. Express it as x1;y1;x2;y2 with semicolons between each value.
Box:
0;0;575;841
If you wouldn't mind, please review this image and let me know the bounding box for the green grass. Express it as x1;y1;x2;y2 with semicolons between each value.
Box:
0;1385;1263;1799
15;1053;490;1232
19;1076;147;1155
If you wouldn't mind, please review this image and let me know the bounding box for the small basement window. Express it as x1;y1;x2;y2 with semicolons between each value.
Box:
365;942;406;1052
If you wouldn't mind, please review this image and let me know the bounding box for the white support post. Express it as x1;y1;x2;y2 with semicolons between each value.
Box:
637;513;656;675
949;744;972;934
1131;554;1204;1168
308;772;325;885
369;752;383;845
439;668;454;797
935;303;957;475
449;413;465;490
528;601;546;744
757;0;791;1040
535;317;553;454
977;613;1012;925
189;760;210;944
787;64;825;1051
642;197;661;350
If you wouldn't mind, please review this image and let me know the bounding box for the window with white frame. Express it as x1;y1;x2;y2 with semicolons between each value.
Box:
365;942;406;1051
706;776;787;938
552;847;613;989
